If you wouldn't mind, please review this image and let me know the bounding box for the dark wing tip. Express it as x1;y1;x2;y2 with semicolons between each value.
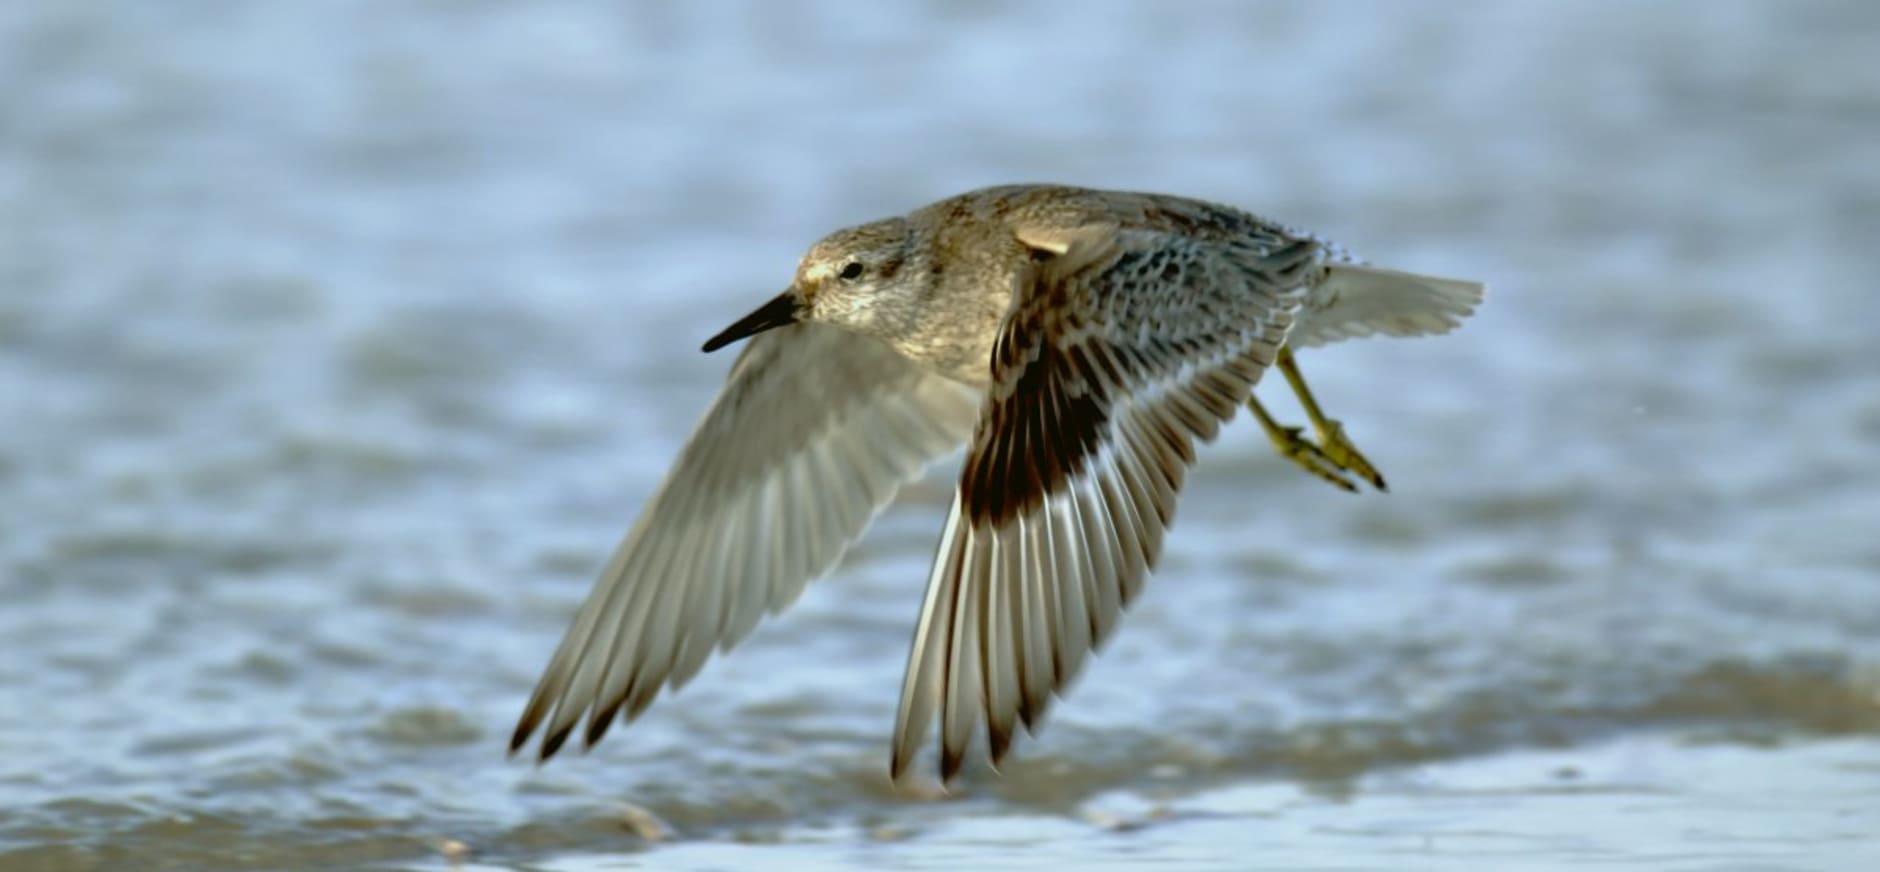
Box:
890;747;915;784
988;722;1013;769
585;699;625;749
940;743;966;783
539;722;575;762
509;711;542;758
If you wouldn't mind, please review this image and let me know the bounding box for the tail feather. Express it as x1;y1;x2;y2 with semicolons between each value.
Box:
1291;265;1485;349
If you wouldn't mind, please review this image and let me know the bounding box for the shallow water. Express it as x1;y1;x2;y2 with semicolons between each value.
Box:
2;1;1878;869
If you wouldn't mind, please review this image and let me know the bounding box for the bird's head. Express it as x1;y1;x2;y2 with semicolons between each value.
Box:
702;217;918;352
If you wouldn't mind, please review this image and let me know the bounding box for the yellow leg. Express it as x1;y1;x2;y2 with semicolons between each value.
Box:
1248;394;1359;493
1247;347;1387;492
1274;345;1387;491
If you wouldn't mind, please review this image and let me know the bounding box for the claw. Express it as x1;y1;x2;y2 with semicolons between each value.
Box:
1314;418;1388;492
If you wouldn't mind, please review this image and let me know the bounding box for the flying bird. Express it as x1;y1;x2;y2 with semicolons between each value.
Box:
509;184;1484;781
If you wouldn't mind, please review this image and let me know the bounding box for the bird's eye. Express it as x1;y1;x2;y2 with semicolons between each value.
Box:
838;261;865;281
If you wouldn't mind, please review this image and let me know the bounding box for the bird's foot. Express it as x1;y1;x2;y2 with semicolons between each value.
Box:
1262;421;1361;493
1311;418;1387;492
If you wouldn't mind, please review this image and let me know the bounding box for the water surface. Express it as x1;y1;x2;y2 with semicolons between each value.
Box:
2;1;1877;869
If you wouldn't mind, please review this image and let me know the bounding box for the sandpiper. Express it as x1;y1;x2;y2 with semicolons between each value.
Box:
510;184;1484;782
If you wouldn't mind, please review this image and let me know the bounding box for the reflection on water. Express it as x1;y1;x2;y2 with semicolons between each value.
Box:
1;1;1877;869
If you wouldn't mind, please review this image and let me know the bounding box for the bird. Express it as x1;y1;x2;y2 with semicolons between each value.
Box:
509;184;1484;782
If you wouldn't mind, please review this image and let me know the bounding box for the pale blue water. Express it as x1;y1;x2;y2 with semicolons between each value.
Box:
2;1;1878;869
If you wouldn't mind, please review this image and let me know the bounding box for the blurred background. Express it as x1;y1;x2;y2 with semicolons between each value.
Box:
2;1;1877;869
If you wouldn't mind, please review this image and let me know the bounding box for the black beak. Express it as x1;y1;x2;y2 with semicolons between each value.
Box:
700;291;801;353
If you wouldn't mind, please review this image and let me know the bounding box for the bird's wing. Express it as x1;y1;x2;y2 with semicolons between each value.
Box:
514;323;980;759
1289;264;1484;349
890;221;1317;781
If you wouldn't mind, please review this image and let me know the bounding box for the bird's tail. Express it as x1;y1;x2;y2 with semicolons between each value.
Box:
1290;265;1486;349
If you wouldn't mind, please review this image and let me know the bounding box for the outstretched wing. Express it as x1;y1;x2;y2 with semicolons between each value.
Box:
514;323;979;760
890;222;1318;781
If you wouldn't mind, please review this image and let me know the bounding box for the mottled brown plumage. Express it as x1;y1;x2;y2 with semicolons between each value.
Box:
510;184;1485;783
